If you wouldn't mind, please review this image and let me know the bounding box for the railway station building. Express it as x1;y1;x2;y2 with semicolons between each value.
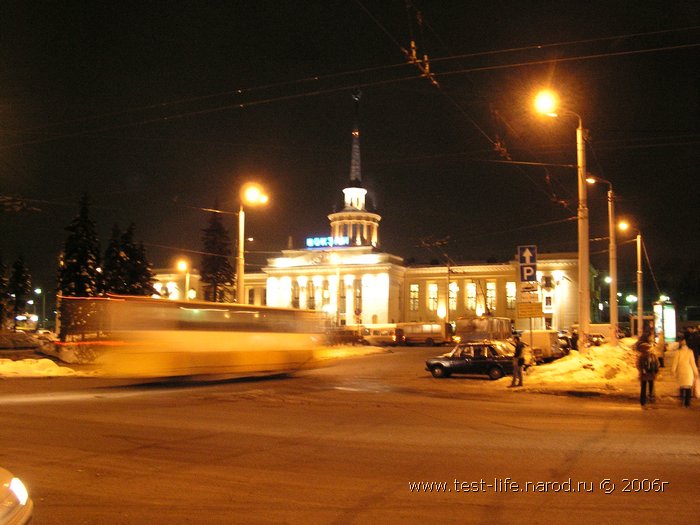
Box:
154;109;582;332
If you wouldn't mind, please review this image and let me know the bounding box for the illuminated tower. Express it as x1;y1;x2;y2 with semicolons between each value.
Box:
328;90;381;247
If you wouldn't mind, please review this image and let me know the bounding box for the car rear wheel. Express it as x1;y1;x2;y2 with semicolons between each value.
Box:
425;338;434;346
431;366;448;378
488;367;504;380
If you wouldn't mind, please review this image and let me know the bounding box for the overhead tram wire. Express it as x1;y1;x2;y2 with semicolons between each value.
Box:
4;42;696;153
0;73;424;151
11;24;697;138
429;25;700;67
15;62;414;137
433;42;700;80
6;22;695;147
354;0;584;213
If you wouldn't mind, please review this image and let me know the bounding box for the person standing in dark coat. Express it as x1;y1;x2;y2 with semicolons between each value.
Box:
510;336;525;387
636;343;659;407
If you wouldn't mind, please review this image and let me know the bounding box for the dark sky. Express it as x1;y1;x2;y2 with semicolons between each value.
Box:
1;1;698;296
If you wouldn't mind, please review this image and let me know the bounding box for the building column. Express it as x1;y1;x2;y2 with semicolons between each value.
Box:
297;276;308;309
344;275;355;325
313;276;323;310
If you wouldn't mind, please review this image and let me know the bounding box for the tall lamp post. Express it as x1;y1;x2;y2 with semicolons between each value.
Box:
586;176;618;346
176;259;190;301
236;183;269;304
34;288;45;329
534;90;590;345
619;221;644;337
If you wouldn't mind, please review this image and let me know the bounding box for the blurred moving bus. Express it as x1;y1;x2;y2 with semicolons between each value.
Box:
395;322;450;346
56;294;326;378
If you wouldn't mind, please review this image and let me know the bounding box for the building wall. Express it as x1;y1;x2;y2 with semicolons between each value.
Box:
241;251;580;332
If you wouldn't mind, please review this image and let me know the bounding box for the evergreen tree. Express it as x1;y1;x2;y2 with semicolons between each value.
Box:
102;224;130;295
8;256;32;330
58;193;102;297
0;257;10;330
57;194;102;341
124;236;156;296
200;206;234;302
102;223;156;296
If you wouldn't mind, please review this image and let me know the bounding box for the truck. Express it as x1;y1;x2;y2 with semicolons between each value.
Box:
519;329;564;363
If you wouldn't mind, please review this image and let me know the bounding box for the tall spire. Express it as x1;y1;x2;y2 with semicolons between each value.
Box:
349;89;362;185
328;89;381;247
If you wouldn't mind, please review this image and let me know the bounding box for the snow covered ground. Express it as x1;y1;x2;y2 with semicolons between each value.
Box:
523;338;641;387
0;357;84;377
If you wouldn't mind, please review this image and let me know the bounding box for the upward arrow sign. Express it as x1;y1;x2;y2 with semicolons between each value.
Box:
521;248;534;264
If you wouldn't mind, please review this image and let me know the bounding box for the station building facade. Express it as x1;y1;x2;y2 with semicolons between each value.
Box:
154;104;581;332
240;116;580;332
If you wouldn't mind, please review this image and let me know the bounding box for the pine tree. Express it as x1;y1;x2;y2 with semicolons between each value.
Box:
58;193;102;297
102;223;156;296
200;206;234;302
57;194;102;341
125;238;156;296
8;256;32;331
102;224;130;295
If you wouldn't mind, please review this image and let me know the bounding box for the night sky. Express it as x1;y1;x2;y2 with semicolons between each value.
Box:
1;1;698;299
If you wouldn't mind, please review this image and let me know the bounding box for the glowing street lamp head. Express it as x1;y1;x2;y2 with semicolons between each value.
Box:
618;220;630;232
241;183;269;206
534;90;559;116
176;259;188;272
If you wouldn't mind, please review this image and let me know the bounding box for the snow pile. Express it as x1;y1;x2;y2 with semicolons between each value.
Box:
0;358;81;377
525;338;640;388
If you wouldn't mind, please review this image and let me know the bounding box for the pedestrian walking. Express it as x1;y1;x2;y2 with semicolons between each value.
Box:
671;336;699;408
636;343;659;407
509;336;524;387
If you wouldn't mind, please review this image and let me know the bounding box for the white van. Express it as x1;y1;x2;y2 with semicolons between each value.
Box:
361;325;397;346
519;330;564;363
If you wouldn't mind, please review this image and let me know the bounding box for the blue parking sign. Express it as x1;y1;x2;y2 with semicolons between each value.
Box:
518;245;537;282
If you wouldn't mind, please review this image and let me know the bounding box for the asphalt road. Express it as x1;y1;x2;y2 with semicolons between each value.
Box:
1;346;698;524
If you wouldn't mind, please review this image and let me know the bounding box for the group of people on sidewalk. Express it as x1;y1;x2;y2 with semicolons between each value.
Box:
636;327;700;408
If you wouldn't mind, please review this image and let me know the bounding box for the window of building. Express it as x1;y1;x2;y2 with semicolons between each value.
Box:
291;281;300;309
428;283;438;311
354;281;362;314
339;281;346;314
466;282;477;311
486;281;496;312
409;284;419;311
506;281;516;309
248;288;255;305
307;281;315;310
449;281;458;312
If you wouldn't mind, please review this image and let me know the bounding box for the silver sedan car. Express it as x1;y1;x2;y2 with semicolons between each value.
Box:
0;467;33;525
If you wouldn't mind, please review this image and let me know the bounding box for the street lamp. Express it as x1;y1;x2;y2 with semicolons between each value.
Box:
586;176;618;346
34;288;45;329
177;259;190;301
534;90;590;345
236;182;269;304
619;221;644;337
